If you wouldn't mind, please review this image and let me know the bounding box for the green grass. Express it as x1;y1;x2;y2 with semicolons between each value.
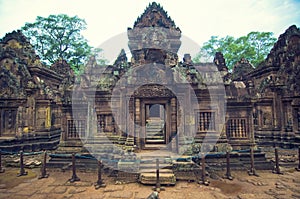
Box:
0;168;37;189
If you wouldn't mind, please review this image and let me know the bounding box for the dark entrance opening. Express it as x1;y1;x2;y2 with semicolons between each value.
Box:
145;104;165;144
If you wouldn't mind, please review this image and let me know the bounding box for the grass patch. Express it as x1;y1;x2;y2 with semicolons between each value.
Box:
0;168;37;189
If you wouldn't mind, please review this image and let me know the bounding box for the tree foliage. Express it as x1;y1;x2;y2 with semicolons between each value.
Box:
193;32;277;70
21;14;94;71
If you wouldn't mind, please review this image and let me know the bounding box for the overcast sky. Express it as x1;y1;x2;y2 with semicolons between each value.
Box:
0;0;299;61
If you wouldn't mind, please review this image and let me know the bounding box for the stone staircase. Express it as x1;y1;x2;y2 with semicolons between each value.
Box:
146;118;165;144
47;134;120;171
138;153;176;185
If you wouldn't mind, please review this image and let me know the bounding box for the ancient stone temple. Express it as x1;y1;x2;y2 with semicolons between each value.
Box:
0;30;74;152
0;2;300;183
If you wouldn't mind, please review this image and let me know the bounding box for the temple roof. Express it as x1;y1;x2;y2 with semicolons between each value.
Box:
232;58;254;81
0;30;30;45
258;25;300;69
133;2;177;29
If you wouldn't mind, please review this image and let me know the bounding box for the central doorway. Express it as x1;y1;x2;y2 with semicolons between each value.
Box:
145;104;166;144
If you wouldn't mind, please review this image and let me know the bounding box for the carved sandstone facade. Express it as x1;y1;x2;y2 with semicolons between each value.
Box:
0;3;299;155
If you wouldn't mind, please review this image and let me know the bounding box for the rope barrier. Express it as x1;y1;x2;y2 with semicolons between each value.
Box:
0;147;297;163
0;150;44;156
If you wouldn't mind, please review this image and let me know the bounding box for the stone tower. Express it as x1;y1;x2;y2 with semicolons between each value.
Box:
127;2;181;67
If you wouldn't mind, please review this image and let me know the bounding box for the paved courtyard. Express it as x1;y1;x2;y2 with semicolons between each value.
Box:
1;167;300;199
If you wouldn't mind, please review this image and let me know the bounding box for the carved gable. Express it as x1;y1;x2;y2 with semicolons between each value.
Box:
133;2;177;29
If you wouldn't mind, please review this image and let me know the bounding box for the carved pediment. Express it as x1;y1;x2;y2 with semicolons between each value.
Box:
0;30;30;45
0;66;23;98
50;59;73;76
133;2;177;29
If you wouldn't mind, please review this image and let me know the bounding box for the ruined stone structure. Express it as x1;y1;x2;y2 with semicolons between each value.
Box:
0;3;299;182
0;30;74;152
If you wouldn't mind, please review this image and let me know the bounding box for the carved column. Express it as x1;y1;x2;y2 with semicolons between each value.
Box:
184;90;191;137
27;97;35;132
273;91;284;130
249;107;255;145
45;103;51;129
87;99;96;138
16;106;24;136
120;89;126;136
171;98;177;152
135;98;141;149
61;107;68;142
126;96;133;137
146;105;150;121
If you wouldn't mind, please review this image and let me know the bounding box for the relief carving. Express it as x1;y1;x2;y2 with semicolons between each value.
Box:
134;84;174;98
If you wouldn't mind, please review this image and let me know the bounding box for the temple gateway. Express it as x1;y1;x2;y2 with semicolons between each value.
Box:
0;2;300;183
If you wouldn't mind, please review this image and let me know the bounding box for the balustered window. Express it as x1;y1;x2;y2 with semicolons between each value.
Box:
97;114;115;133
67;119;86;139
196;112;216;132
226;118;248;138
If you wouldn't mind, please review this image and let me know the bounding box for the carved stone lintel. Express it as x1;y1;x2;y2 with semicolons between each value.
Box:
134;84;174;98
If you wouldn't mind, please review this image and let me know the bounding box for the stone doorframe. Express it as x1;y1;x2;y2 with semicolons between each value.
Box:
135;98;177;150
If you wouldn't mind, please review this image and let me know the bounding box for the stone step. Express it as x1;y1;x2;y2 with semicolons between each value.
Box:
145;139;165;143
139;154;172;159
139;168;173;173
146;124;164;127
146;131;164;135
143;144;168;150
140;158;172;164
146;129;164;132
146;135;164;139
139;172;176;185
139;163;172;169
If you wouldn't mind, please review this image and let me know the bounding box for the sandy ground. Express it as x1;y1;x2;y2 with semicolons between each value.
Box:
1;167;300;199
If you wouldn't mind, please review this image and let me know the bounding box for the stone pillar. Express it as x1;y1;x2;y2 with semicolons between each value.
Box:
249;108;255;145
61;108;67;142
16;106;24;136
27;97;35;132
146;105;150;121
120;89;126;136
171;98;177;153
0;150;5;173
86;100;91;138
45;106;51;129
135;98;141;149
87;99;97;138
126;96;132;137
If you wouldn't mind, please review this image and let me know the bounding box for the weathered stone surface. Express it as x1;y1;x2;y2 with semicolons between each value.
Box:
139;172;176;185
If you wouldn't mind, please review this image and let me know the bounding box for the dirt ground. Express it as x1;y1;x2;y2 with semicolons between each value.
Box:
1;167;300;199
